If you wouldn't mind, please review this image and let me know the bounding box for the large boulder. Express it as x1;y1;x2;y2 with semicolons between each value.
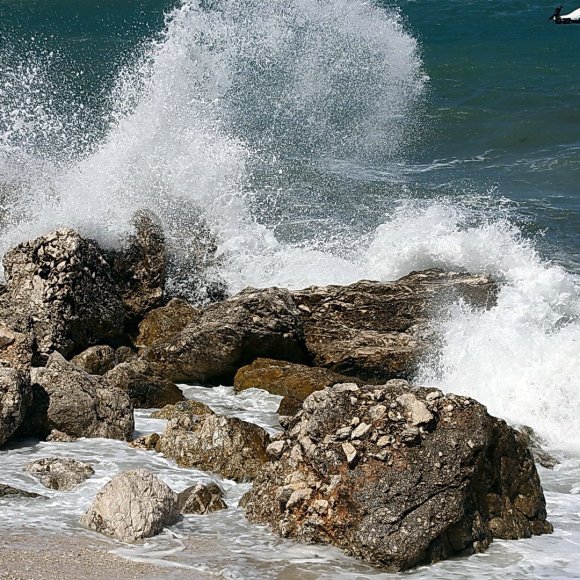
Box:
102;360;184;408
0;368;31;447
291;269;497;381
81;469;180;542
136;299;199;349
1;228;126;359
30;353;134;440
26;457;95;491
243;381;552;572
105;211;166;324
234;358;361;402
142;288;308;384
157;413;270;482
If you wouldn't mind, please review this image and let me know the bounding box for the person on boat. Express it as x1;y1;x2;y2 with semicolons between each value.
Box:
549;5;563;22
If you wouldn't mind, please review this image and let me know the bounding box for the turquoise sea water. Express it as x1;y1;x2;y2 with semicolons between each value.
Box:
1;1;580;577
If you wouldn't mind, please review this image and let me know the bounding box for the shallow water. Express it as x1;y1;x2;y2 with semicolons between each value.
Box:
1;386;578;579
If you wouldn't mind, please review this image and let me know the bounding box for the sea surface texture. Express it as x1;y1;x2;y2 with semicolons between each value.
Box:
1;1;579;577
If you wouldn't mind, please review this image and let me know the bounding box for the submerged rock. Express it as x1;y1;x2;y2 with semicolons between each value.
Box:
26;457;95;491
178;482;227;515
142;287;308;385
0;483;42;498
243;381;552;571
2;228;126;360
81;469;180;542
0;368;31;447
234;358;359;402
292;269;497;381
157;413;270;482
30;353;134;441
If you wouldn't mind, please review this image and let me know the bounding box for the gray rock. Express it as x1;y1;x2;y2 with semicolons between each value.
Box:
81;469;180;542
157;413;270;482
177;482;227;514
26;458;94;491
0;483;41;498
0;368;31;447
244;382;552;572
31;353;134;441
1;228;126;360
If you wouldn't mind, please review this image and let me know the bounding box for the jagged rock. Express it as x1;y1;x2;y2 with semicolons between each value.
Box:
517;425;559;470
177;482;227;514
136;299;199;349
244;382;552;572
71;345;117;375
1;228;126;359
142;288;308;385
129;432;160;450
115;346;138;364
234;358;360;402
0;322;33;370
0;368;31;447
291;269;497;382
102;360;184;409
26;457;94;491
157;413;270;482
105;211;166;323
0;484;41;498
30;353;134;441
81;469;180;542
150;400;214;420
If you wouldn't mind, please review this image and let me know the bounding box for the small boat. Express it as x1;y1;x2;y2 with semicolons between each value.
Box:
549;5;580;23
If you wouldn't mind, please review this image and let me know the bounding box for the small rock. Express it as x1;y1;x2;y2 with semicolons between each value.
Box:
341;442;357;466
129;433;160;450
396;393;434;427
178;482;227;515
26;458;94;491
266;440;286;460
351;422;371;440
46;430;77;443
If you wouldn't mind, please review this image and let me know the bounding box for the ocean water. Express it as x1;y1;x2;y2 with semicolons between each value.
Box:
1;0;580;577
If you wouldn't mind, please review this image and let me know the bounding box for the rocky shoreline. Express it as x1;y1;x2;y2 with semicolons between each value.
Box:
0;215;552;573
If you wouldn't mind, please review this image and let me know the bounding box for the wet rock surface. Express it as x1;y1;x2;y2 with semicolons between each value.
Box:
178;482;227;514
292;269;497;381
157;413;270;482
81;469;180;542
2;228;126;360
234;358;360;402
243;381;552;571
26;457;95;491
0;368;31;447
0;484;42;498
30;353;134;441
142;287;308;384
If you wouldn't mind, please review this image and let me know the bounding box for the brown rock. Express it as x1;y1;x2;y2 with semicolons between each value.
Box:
129;433;160;450
0;368;31;447
0;322;33;370
243;382;552;572
234;358;359;402
292;269;497;381
71;345;117;376
103;360;184;408
136;299;199;349
142;288;308;385
157;413;270;482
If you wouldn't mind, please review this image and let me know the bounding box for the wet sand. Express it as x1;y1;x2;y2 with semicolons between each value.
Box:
0;533;204;580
